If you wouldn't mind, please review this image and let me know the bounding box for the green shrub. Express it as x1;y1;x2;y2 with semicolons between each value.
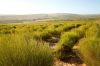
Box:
55;24;88;60
32;31;52;41
77;38;100;66
0;34;53;66
86;24;100;38
55;32;81;59
72;24;88;38
75;24;100;66
61;24;75;31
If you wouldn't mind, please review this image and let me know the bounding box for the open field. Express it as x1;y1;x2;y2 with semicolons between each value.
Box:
0;0;100;65
0;20;100;66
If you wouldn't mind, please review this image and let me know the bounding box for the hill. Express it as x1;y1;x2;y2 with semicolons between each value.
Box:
0;13;100;23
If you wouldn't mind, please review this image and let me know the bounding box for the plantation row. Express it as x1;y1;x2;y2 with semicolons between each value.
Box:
0;22;99;66
54;23;91;59
0;22;86;66
54;23;100;66
76;24;100;66
0;22;84;41
0;22;84;66
0;22;81;34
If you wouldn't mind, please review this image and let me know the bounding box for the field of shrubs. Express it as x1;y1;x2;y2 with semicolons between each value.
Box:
0;21;100;66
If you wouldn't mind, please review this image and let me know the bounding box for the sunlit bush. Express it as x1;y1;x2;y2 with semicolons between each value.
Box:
86;24;100;38
55;31;81;59
55;24;88;59
0;34;53;66
78;38;100;66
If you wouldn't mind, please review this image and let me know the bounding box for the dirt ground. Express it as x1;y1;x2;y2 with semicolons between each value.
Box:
53;58;86;66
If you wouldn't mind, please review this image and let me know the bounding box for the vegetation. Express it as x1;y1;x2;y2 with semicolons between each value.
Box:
0;34;53;66
76;24;100;66
55;24;90;59
78;38;100;66
0;21;100;66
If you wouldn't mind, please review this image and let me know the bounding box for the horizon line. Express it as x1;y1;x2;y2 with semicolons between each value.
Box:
0;13;100;15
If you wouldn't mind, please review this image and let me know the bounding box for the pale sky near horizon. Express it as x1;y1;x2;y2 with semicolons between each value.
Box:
0;0;100;15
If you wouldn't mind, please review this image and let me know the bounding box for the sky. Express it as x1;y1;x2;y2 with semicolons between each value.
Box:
0;0;100;15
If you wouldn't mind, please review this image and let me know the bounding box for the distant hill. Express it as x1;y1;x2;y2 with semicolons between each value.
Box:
0;13;100;23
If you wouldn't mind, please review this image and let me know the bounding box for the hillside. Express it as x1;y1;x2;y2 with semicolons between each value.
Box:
0;13;100;23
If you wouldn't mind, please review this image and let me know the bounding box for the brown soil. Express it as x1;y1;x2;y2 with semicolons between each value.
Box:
53;58;86;66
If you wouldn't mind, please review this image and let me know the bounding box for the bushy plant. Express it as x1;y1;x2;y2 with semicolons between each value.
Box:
86;24;100;38
77;38;100;66
61;24;75;31
33;31;52;41
55;24;88;59
0;34;53;66
72;24;88;38
55;32;81;59
74;24;100;66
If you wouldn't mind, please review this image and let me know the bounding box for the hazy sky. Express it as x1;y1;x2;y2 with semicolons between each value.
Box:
0;0;100;14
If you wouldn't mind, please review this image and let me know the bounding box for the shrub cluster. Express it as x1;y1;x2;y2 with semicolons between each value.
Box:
77;24;100;66
78;38;100;66
55;24;89;60
0;34;53;66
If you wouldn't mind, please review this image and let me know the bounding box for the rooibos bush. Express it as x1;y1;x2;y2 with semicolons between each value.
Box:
0;34;53;66
77;38;100;66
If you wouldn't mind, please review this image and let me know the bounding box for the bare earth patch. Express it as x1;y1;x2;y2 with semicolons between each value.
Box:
53;58;86;66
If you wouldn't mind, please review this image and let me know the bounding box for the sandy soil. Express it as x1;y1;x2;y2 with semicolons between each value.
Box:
53;58;86;66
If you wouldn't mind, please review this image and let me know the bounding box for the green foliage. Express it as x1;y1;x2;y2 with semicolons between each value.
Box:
0;22;93;65
78;38;100;66
55;32;80;59
0;34;53;66
86;24;100;38
33;31;52;40
76;24;100;66
55;24;89;59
